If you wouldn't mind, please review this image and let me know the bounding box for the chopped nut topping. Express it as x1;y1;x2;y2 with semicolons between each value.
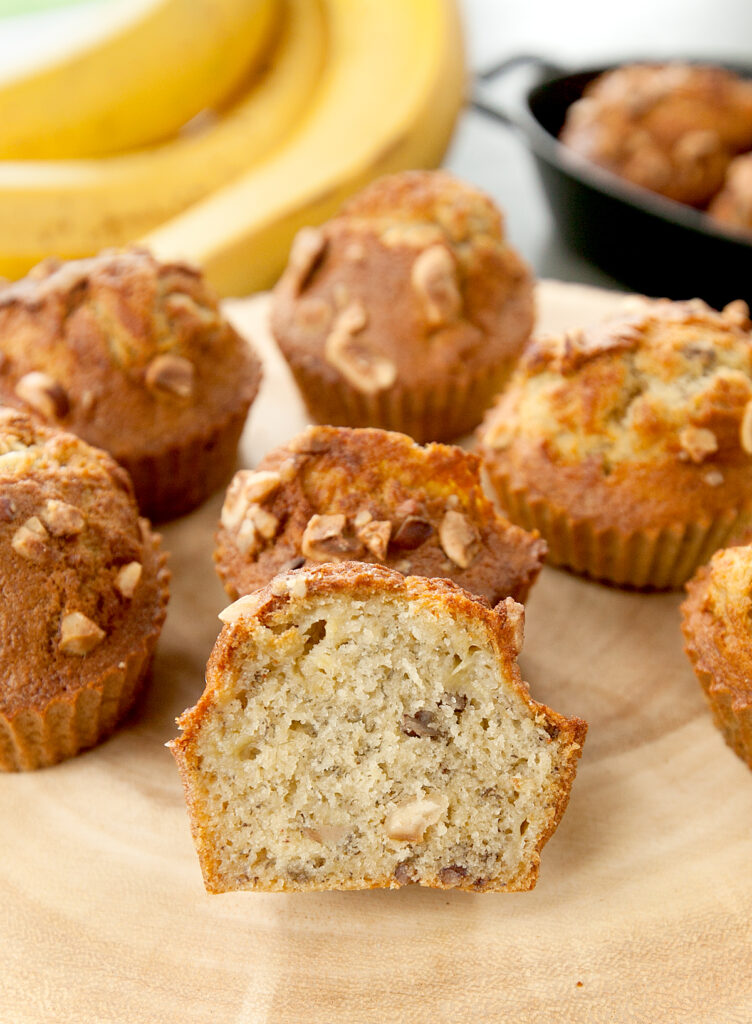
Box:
11;516;48;560
287;226;326;293
0;496;16;522
741;400;752;455
438;510;479;568
115;561;142;599
385;795;445;842
402;709;439;738
246;503;279;540
499;596;525;656
723;299;750;328
678;425;718;463
221;470;281;532
411;244;462;327
301;513;362;561
302;824;349;844
15;371;69;420
218;592;266;624
60;611;105;656
145;354;195;400
390;516;433;551
324;302;397;394
356;517;391;560
235;517;260;556
40;499;84;537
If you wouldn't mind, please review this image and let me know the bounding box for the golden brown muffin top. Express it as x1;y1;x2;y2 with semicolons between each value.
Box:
560;63;752;206
215;425;546;607
708;152;752;232
0;248;261;459
0;409;168;716
270;171;534;393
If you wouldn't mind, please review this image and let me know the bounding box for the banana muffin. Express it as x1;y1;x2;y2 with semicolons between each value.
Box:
215;425;546;606
0;248;262;520
682;543;752;770
169;562;586;893
708;152;752;234
560;63;752;207
0;409;169;771
477;297;752;588
270;170;534;442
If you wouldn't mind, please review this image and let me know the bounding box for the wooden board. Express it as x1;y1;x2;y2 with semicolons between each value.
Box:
2;281;751;1024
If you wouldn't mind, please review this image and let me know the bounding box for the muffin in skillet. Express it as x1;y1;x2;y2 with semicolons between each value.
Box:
270;170;534;442
0;248;262;520
0;409;169;771
477;297;752;588
214;425;546;607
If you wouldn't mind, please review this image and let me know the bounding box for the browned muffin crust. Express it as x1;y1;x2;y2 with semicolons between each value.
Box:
170;562;586;893
0;408;169;770
270;170;534;442
708;152;752;233
0;248;262;519
560;63;752;207
215;425;546;607
682;544;752;769
477;297;752;588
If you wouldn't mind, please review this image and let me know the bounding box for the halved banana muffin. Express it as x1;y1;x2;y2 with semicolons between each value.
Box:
215;425;546;607
169;562;586;893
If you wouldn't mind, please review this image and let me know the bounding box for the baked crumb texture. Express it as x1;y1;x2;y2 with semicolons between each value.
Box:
214;425;546;608
682;543;752;769
477;297;752;588
171;563;586;894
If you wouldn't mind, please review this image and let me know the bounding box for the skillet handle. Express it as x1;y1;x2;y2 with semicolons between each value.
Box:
472;54;564;127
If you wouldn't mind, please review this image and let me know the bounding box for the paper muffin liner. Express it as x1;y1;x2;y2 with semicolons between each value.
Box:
491;472;746;589
0;541;169;772
681;580;752;769
286;360;515;444
119;403;250;522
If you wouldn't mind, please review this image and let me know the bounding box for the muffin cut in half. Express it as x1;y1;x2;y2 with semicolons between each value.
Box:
477;296;752;589
682;543;752;769
0;409;169;771
170;563;586;893
215;425;546;608
0;248;262;520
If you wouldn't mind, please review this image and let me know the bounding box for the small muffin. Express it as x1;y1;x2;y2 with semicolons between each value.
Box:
169;562;586;893
708;152;752;233
270;170;534;442
681;544;752;769
215;425;546;606
560;63;752;206
477;297;752;589
0;248;262;520
0;409;169;771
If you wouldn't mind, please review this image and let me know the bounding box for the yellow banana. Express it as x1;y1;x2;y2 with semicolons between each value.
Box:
0;0;280;158
146;0;466;296
0;0;324;279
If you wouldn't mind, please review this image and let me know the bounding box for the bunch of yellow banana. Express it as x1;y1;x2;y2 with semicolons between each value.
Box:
0;0;465;296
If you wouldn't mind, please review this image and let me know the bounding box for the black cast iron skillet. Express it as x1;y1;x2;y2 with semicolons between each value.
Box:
473;55;752;307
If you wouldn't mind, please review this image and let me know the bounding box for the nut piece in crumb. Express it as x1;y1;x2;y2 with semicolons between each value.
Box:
402;709;439;738
287;226;327;293
439;510;480;568
438;865;468;887
301;513;363;561
14;371;70;420
741;400;752;455
59;611;106;656
40;499;84;537
302;824;349;844
385;795;445;842
145;354;195;400
115;561;143;599
355;513;392;560
678;425;718;463
411;244;462;327
11;516;49;561
324;302;397;394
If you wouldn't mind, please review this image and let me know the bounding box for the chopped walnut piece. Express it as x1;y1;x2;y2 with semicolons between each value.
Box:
11;516;48;561
235;517;260;556
438;865;468;887
218;592;266;624
678;425;718;463
115;561;142;599
741;400;752;455
402;709;439;738
221;471;281;532
60;611;105;656
301;513;362;561
385;795;445;842
499;597;525;656
40;499;84;537
324;302;397;394
15;371;69;420
439;510;479;568
287;227;326;293
357;518;392;560
247;503;279;540
302;824;349;844
390;516;433;551
723;299;750;328
394;861;416;886
145;354;195;400
411;244;462;327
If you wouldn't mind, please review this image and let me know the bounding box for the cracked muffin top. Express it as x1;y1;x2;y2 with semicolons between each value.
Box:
214;425;546;607
0;408;168;716
0;248;261;459
477;297;752;532
270;170;534;394
560;63;752;206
